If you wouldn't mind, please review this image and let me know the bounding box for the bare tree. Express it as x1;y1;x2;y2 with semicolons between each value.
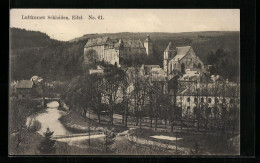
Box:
103;67;126;125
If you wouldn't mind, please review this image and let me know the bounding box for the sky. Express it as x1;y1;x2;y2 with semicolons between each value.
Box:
10;9;240;41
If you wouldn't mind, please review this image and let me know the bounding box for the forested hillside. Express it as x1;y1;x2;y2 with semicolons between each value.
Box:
10;28;85;81
10;28;62;50
10;28;239;82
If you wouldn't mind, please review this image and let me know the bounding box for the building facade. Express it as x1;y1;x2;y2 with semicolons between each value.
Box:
84;35;153;66
163;42;205;75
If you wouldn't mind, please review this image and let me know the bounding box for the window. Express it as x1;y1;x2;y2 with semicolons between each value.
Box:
194;98;198;103
215;97;219;103
187;97;190;102
208;98;212;103
201;97;204;103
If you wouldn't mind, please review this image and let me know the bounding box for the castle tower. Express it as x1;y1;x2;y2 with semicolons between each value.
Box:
144;34;153;56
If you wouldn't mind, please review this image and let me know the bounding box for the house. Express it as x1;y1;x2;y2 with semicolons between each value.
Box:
175;82;240;118
16;80;34;99
143;65;166;82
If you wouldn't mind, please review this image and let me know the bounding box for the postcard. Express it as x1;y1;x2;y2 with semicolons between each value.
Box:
9;9;240;155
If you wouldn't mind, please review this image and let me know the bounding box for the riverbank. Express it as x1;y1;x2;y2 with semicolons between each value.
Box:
10;131;106;155
59;110;129;134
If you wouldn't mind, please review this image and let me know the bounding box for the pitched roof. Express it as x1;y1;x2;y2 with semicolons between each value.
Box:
85;37;109;47
170;46;191;62
179;82;240;97
85;36;146;49
16;80;33;89
143;65;161;74
122;39;144;48
144;65;160;69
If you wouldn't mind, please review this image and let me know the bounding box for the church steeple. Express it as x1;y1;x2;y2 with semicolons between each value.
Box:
144;34;153;56
165;42;172;51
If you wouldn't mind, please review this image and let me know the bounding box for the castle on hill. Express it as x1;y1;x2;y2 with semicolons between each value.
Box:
84;34;205;76
84;34;153;67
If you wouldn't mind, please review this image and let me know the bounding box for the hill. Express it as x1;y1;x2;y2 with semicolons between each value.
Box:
10;28;62;50
70;31;239;64
10;28;239;82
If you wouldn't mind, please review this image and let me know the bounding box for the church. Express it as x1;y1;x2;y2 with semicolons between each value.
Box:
163;42;204;75
84;35;153;66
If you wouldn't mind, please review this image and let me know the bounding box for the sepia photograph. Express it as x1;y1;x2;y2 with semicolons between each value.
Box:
9;9;240;155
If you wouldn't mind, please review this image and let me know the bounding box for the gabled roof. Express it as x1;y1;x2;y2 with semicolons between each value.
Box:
16;80;33;89
85;37;109;47
170;46;191;62
143;65;161;74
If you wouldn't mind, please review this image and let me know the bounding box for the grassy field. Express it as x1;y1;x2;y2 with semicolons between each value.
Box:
129;128;239;155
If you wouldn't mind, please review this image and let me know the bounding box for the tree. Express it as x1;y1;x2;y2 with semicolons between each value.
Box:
152;81;165;131
121;71;131;127
207;48;239;82
147;84;155;128
88;74;104;124
103;67;126;125
129;65;149;128
38;128;56;154
10;99;39;133
168;76;178;133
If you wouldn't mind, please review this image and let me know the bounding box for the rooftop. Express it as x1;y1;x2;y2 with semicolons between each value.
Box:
122;39;145;48
16;80;33;89
85;37;109;47
171;46;191;62
85;36;146;49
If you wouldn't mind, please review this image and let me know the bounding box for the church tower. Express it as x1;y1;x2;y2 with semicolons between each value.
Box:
163;42;176;74
144;34;153;56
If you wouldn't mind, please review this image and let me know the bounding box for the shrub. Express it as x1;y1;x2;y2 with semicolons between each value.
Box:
28;120;41;132
38;128;56;154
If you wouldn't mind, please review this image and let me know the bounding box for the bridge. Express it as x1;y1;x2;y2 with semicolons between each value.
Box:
51;132;105;140
32;97;61;107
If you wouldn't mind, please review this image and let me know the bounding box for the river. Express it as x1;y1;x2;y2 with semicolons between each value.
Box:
26;101;185;153
27;101;105;149
37;101;70;136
